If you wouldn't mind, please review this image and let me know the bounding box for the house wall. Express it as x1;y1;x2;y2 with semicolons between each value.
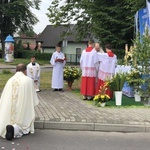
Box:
62;43;87;54
43;42;87;64
63;43;87;64
43;48;55;53
43;42;87;54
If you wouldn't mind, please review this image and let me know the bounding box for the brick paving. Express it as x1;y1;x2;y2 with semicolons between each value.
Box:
35;90;150;132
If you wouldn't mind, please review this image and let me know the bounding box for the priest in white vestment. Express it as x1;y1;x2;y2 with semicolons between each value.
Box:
50;44;66;91
94;43;104;87
0;64;39;140
80;40;99;100
96;44;117;98
27;56;41;92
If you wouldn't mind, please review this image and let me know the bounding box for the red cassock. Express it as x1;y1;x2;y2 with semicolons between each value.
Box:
80;47;99;97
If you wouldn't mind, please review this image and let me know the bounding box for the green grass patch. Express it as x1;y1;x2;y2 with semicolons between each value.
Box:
106;95;144;107
71;89;147;108
0;72;13;89
1;69;12;74
0;58;49;66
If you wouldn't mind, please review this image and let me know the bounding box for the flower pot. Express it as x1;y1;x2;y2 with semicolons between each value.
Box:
134;90;141;102
115;91;122;106
67;81;73;90
100;102;106;107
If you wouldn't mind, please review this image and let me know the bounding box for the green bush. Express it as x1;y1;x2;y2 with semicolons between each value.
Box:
1;69;12;74
113;49;125;59
14;50;52;62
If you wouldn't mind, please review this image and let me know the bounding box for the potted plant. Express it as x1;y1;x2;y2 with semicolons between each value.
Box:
93;83;110;107
106;72;127;106
131;29;150;104
126;69;144;102
63;66;81;90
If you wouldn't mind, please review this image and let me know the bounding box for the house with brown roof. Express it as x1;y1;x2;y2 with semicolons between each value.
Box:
36;24;91;64
14;33;38;50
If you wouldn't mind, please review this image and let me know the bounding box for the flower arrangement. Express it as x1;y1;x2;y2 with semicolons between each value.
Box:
106;72;127;91
126;69;144;92
63;66;81;82
93;83;110;107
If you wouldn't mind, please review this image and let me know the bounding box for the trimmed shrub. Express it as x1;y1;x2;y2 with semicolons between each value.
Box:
14;50;52;62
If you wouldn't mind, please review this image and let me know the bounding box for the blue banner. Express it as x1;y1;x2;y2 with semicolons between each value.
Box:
138;8;148;38
146;0;150;26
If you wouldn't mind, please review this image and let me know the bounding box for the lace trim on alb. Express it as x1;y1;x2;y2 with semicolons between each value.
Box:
82;67;96;77
98;70;114;81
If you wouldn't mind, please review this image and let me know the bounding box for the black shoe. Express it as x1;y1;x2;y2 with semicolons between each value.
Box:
53;89;58;91
5;125;14;141
59;89;64;92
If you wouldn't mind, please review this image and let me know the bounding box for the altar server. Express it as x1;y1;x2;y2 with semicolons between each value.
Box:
27;56;41;92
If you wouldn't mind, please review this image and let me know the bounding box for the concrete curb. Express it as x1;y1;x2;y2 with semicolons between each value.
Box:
34;121;150;133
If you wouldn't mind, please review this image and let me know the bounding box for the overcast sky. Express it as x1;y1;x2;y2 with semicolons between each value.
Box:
31;0;67;34
31;0;52;34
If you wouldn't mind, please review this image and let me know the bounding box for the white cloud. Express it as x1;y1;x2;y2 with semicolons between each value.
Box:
31;0;52;34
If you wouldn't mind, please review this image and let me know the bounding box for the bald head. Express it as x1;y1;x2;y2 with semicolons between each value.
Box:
95;43;100;52
16;64;27;74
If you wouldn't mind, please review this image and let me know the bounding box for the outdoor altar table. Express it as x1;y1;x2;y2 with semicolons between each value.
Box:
115;65;134;97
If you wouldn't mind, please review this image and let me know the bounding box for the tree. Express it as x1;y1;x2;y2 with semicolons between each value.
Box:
0;0;41;56
47;0;145;49
18;29;36;37
131;29;150;103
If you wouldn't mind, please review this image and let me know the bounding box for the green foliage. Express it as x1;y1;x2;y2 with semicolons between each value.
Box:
0;0;41;32
131;29;150;99
1;69;12;74
15;50;52;63
0;0;41;54
47;0;145;48
113;48;125;59
126;69;144;88
93;83;110;107
107;72;127;91
17;29;35;37
63;66;81;82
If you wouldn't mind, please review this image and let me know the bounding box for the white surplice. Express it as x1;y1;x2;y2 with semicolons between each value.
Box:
80;49;99;77
27;62;41;92
98;53;117;80
50;51;66;89
0;72;39;138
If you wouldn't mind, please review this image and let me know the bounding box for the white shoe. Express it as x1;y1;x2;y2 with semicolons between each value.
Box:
87;96;93;100
83;96;87;100
36;89;40;92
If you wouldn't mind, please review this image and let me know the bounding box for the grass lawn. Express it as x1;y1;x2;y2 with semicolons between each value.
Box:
0;58;49;66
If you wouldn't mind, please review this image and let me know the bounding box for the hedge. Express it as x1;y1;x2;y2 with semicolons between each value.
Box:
15;50;52;62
